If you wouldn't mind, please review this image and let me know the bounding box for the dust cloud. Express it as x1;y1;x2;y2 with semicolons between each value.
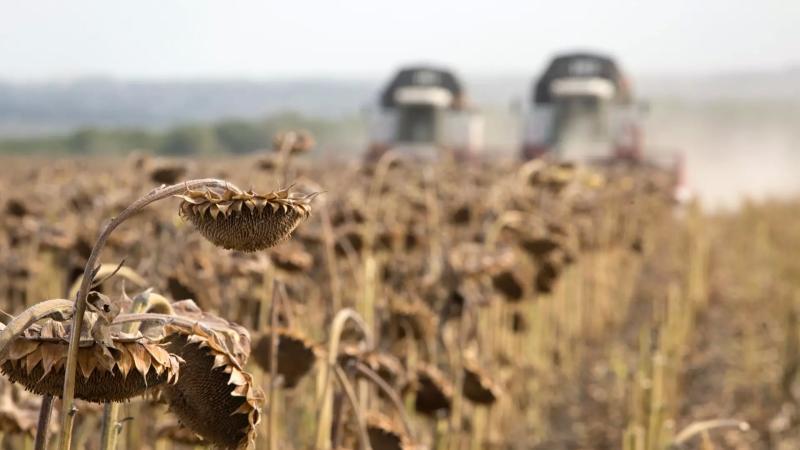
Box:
645;100;800;209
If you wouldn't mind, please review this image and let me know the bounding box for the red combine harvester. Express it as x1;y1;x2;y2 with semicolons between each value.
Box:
520;52;689;200
366;65;484;162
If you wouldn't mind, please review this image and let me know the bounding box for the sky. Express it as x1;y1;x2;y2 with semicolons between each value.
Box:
1;0;798;81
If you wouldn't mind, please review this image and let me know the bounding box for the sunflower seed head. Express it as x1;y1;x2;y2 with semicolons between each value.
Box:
0;337;180;403
177;186;316;252
159;299;263;449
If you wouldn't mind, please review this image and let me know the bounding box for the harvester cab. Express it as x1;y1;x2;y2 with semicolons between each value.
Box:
520;52;642;162
520;52;690;202
366;66;484;162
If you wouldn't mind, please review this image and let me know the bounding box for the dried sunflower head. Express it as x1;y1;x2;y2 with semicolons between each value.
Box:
149;162;187;185
272;130;315;154
5;197;30;218
251;328;318;389
384;297;438;342
269;243;314;273
491;270;525;303
412;364;452;417
257;154;279;171
534;256;564;294
449;203;473;226
0;318;181;403
159;300;264;449
365;412;412;450
462;362;501;405
178;185;315;252
342;411;412;450
520;236;562;259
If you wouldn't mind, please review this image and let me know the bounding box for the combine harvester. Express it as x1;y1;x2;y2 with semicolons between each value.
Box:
365;65;484;162
519;52;690;201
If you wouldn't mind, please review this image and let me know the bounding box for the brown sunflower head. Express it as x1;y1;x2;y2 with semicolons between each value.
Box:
0;318;181;403
535;259;562;294
384;297;438;343
269;242;314;273
178;185;315;252
272;130;315;154
491;270;525;302
251;328;318;389
159;300;264;449
449;203;473;226
462;362;501;406
412;364;452;417
149;162;187;185
365;412;412;450
5;198;30;218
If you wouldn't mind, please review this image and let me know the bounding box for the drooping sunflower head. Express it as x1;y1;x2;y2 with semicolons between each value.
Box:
0;318;181;403
177;185;315;252
158;300;264;449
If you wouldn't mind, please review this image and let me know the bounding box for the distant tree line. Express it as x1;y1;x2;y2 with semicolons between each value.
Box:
0;112;365;155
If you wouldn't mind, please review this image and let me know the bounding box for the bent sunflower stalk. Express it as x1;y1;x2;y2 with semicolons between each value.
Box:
52;178;313;450
56;179;234;450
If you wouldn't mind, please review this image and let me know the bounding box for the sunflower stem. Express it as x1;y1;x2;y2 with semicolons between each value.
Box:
57;179;235;450
267;282;281;450
98;404;121;450
315;308;373;450
33;394;54;450
333;366;372;450
275;131;297;186
354;362;415;440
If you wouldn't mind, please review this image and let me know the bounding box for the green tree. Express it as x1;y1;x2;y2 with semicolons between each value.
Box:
159;125;220;155
213;120;268;154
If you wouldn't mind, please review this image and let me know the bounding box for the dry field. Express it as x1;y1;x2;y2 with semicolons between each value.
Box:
0;148;797;450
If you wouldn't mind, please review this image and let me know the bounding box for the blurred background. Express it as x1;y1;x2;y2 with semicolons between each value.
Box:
0;0;798;207
0;3;799;449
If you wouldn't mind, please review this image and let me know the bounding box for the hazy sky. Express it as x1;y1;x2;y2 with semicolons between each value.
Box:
1;0;797;80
